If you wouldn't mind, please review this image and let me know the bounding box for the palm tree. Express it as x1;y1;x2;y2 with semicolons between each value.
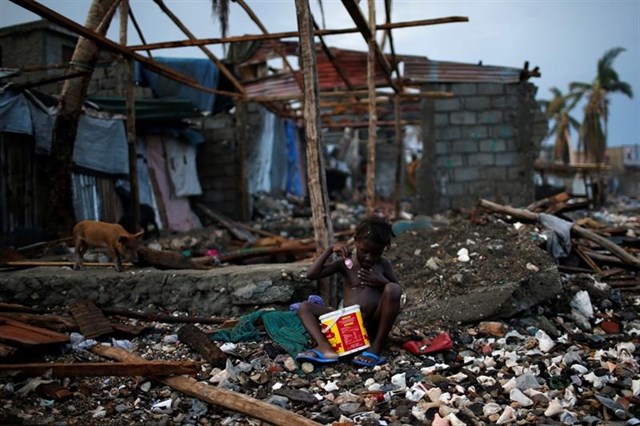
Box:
570;47;633;163
539;87;580;164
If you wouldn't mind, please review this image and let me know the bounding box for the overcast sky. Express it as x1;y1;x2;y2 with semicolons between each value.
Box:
1;0;638;148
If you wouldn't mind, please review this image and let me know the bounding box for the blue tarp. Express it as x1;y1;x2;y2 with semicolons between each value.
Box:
0;89;128;177
135;58;219;112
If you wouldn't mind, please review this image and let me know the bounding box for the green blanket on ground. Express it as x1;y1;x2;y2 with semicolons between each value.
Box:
211;310;309;357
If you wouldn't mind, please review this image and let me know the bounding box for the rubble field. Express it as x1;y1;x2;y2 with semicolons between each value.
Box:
0;198;639;426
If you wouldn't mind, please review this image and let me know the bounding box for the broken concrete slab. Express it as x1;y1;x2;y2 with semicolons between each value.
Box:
0;263;316;317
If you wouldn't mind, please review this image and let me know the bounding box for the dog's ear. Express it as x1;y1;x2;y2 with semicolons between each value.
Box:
118;234;129;244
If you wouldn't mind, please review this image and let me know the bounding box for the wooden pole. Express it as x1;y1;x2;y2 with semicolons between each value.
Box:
235;100;249;222
129;16;469;51
478;198;640;268
295;0;334;305
366;0;377;215
91;345;320;426
120;0;140;232
152;0;245;95
393;95;403;218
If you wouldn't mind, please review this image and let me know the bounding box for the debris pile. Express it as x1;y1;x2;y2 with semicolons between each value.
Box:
0;194;639;425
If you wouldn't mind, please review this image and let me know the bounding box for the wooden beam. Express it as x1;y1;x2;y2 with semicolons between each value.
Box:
0;361;199;377
321;119;421;128
296;0;334;305
129;16;469;51
341;0;398;92
91;345;321;426
120;0;141;239
393;95;403;217
128;7;152;58
152;0;245;94
177;324;227;367
246;90;453;103
9;0;242;99
366;0;378;215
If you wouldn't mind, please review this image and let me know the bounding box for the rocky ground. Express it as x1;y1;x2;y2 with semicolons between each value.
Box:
1;200;639;425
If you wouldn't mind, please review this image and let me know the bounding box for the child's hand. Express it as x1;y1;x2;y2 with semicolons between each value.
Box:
332;244;352;260
357;268;389;288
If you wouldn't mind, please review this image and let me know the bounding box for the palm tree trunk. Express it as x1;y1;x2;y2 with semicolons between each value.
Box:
45;0;119;238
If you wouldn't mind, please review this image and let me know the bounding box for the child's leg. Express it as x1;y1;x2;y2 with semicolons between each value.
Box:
366;282;402;355
296;301;336;359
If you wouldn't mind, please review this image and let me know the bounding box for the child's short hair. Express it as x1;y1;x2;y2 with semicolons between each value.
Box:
355;216;394;248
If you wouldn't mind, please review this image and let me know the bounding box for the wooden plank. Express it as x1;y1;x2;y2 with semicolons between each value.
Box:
68;300;113;339
0;318;69;345
0;361;199;377
195;203;258;244
37;383;73;400
0;313;77;332
101;307;225;325
177;324;226;367
91;344;321;426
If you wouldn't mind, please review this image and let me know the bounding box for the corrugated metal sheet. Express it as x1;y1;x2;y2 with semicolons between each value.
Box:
241;42;525;98
402;57;522;84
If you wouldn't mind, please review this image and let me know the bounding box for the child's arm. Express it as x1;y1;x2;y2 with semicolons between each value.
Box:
305;245;349;280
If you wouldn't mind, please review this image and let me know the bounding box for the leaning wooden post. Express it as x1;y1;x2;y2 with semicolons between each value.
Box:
120;0;140;229
393;94;403;218
366;0;377;216
295;0;335;305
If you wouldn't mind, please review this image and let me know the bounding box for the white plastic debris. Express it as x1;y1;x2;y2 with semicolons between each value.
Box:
513;222;524;230
544;399;563;417
525;263;539;272
391;372;407;390
89;406;107;418
509;388;533;407
496;405;517;424
570;290;594;318
151;399;172;412
483;402;501;416
535;329;555;352
323;380;339;392
271;382;283;390
219;342;237;353
456;248;470;262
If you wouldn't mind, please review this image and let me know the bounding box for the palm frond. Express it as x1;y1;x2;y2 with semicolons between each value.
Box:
211;0;230;38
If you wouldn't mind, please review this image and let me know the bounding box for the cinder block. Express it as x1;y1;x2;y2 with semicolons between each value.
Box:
508;166;526;180
452;83;478;96
434;113;449;126
437;154;463;167
479;139;506;152
451;140;478;154
478;83;505;95
434;98;461;111
453;167;481;182
461;126;488;139
466;153;495;166
464;96;491;110
478;111;503;124
444;182;466;197
450;112;476;125
495;152;520;166
483;167;508;180
438;127;461;141
436;141;449;154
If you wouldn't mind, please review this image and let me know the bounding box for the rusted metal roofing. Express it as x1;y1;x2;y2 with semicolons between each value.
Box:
241;41;526;100
402;57;523;84
0;316;70;345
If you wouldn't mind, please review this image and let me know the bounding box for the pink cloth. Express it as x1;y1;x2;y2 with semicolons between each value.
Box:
146;135;200;233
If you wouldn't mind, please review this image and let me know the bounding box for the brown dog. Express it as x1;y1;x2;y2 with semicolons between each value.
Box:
72;220;144;272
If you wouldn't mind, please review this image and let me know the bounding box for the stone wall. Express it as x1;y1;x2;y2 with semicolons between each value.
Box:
417;82;548;213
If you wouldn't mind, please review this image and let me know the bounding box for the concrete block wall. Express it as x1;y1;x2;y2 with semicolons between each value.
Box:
417;82;547;213
196;104;262;218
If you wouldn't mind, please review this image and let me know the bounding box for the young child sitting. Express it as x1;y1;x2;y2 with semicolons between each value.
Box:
296;216;402;366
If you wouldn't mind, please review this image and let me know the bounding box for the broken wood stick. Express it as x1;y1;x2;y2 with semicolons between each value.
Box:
136;246;214;270
91;344;320;426
101;307;225;325
178;324;227;367
196;203;258;244
478;199;640;268
0;361;199;378
219;241;316;263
